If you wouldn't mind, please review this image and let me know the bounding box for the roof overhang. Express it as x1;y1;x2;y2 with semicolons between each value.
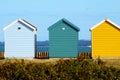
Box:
3;18;37;32
48;18;80;31
90;18;120;31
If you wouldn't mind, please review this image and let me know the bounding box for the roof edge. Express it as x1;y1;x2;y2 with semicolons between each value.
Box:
3;20;18;31
62;18;80;31
18;19;37;31
48;19;62;30
90;18;120;31
3;18;37;31
48;18;80;31
90;19;105;31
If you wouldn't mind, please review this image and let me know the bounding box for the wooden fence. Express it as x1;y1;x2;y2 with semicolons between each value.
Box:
0;52;91;59
77;52;92;59
35;52;91;59
35;52;49;59
0;52;4;59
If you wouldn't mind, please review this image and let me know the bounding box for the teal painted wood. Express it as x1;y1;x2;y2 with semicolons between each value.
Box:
4;19;37;57
48;18;80;57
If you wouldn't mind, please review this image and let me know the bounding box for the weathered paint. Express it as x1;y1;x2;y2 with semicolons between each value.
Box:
90;19;120;58
4;19;37;58
48;18;80;57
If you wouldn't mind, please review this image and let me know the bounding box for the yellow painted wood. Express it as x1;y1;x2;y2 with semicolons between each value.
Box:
91;21;120;58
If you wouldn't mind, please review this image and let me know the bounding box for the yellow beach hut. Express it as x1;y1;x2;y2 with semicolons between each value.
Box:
90;18;120;59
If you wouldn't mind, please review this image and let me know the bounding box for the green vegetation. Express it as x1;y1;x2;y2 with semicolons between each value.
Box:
0;58;120;80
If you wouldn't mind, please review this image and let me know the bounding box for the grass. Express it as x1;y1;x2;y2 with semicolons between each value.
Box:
102;59;120;69
0;58;120;80
1;58;120;68
0;52;120;79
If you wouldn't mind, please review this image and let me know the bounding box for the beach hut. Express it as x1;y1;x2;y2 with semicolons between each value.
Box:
3;19;37;58
90;18;120;59
48;18;80;57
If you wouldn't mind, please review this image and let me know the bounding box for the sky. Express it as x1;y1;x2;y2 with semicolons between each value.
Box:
0;0;120;41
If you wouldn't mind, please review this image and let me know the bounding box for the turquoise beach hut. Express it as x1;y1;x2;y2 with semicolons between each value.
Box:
48;18;80;57
3;19;37;58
